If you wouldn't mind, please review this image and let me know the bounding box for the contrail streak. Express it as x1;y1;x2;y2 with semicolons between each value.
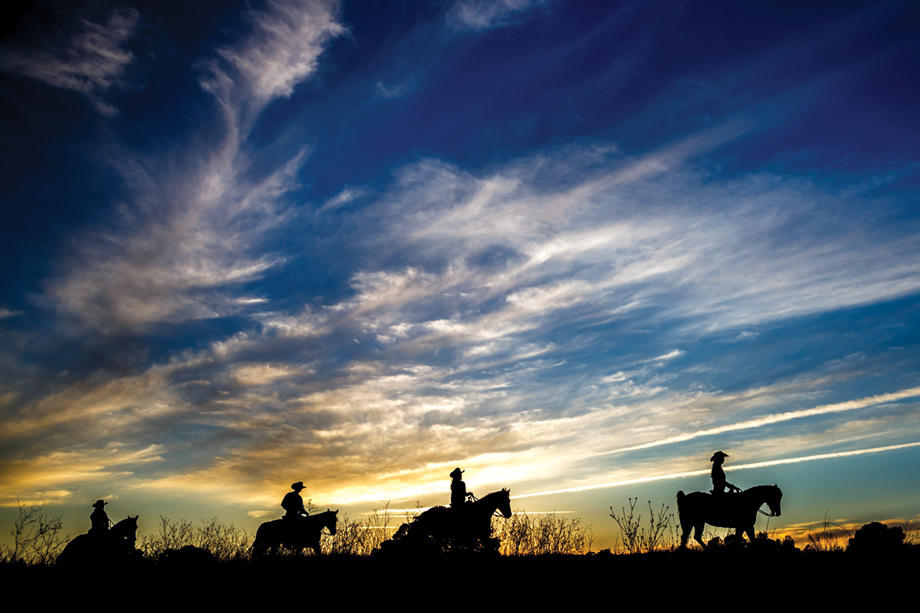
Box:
513;441;920;499
601;386;920;456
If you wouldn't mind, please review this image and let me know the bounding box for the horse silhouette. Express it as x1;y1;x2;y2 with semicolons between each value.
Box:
251;509;338;556
677;485;782;549
57;516;139;566
385;489;512;555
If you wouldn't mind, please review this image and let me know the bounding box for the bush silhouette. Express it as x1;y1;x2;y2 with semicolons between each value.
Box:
847;522;906;554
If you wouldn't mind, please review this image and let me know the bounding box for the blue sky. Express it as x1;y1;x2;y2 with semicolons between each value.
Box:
1;0;919;547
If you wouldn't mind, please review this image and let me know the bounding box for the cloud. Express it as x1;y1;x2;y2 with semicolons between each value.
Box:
13;100;920;514
0;308;22;320
375;79;413;100
601;387;920;456
48;1;346;333
231;363;302;386
319;186;369;213
351;131;919;341
0;443;163;507
46;150;302;332
779;515;920;545
0;8;138;115
513;441;920;500
448;0;544;31
89;130;918;505
200;0;344;122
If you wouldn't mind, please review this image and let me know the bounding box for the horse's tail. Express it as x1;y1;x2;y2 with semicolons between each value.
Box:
676;491;685;513
250;523;270;557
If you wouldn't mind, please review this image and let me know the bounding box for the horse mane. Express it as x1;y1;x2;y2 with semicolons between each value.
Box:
111;516;138;533
475;489;509;504
742;484;780;496
309;509;338;528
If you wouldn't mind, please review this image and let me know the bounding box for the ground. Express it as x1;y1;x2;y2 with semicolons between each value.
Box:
2;548;915;606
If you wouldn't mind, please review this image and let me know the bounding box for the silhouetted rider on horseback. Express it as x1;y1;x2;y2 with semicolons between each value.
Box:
710;451;741;495
450;468;474;509
282;481;309;520
89;499;110;536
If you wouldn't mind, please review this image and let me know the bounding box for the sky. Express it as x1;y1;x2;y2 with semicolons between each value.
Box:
1;0;919;549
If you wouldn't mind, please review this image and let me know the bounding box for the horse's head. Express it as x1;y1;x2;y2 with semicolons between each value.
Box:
324;509;339;535
766;485;782;517
112;515;139;543
498;489;512;519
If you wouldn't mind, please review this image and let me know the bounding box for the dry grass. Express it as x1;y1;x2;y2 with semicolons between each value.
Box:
609;498;678;553
803;513;851;552
492;511;593;555
139;516;251;561
321;504;410;555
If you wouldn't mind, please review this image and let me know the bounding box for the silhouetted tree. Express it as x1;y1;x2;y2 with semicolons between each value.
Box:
2;502;68;564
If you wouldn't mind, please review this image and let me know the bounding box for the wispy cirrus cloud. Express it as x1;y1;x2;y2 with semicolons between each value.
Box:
319;186;369;213
47;1;344;334
0;443;163;507
602;387;920;456
47;149;303;332
0;307;22;320
448;0;544;31
0;7;138;115
513;441;920;500
200;0;344;121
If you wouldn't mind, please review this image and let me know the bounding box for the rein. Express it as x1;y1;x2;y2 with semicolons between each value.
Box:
468;492;507;519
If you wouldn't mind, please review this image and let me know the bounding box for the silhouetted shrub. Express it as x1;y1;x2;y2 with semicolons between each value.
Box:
847;522;906;554
140;516;250;561
322;506;403;555
609;498;677;553
750;531;798;552
492;512;593;555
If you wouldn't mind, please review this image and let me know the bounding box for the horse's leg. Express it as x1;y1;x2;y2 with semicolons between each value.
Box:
694;523;706;549
745;525;756;543
679;521;690;549
678;512;694;549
